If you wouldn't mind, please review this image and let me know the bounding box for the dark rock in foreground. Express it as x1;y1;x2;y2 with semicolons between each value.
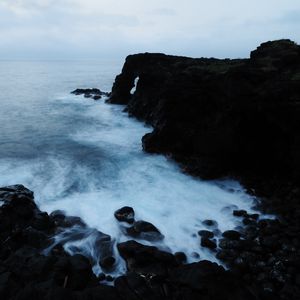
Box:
108;39;300;300
1;184;281;300
117;240;176;276
0;185;120;299
126;220;164;241
114;206;135;224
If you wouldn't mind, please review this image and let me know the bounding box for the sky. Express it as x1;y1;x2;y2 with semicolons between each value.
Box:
0;0;299;60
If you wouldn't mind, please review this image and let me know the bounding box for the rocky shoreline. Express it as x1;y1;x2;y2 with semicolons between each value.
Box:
107;39;300;299
1;39;299;299
1;184;295;300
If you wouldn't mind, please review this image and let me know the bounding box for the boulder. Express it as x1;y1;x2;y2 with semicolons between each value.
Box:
222;230;241;240
198;230;214;239
126;220;164;241
201;238;217;249
114;206;135;224
117;240;176;276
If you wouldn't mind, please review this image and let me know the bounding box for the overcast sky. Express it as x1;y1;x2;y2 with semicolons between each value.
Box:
0;0;299;60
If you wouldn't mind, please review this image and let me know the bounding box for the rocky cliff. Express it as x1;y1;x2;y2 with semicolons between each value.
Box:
109;40;300;186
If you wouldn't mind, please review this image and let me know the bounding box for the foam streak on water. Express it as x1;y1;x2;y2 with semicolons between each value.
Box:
0;61;256;276
1;93;256;273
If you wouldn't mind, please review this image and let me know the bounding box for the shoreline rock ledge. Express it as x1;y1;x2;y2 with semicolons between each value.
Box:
0;184;259;300
108;39;300;184
108;39;300;300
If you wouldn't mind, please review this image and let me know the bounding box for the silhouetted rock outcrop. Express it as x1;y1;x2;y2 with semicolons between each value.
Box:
71;88;110;100
108;39;300;300
109;39;300;184
0;185;264;300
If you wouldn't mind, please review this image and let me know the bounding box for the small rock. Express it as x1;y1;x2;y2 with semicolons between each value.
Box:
202;220;218;228
100;256;116;270
126;220;164;241
222;230;241;240
114;206;135;224
106;275;114;282
174;252;187;264
97;273;106;281
201;238;217;249
233;210;248;217
198;230;214;239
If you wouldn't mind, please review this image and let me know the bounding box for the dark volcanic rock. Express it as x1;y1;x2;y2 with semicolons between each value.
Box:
198;230;214;239
109;40;300;183
233;209;248;217
169;261;257;300
1;184;300;299
117;240;176;276
174;252;187;264
100;256;116;270
126;220;164;241
114;206;135;224
108;40;300;299
222;230;241;240
71;88;110;100
202;219;218;228
0;185;120;299
201;237;217;249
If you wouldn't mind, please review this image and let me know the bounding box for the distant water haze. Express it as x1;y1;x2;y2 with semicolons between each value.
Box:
0;60;260;275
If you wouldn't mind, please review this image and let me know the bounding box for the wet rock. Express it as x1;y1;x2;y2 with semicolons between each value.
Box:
71;88;109;100
201;238;217;249
243;217;257;226
169;261;257;299
126;220;164;241
0;185;34;198
259;235;280;250
191;252;200;259
248;213;259;220
107;44;300;298
174;252;187;264
83;285;121;300
233;210;248;217
198;230;214;239
114;276;141;300
222;230;241;240
219;238;241;250
202;219;218;228
50;211;86;228
216;249;239;262
100;256;116;270
115;272;163;300
117;240;176;276
114;206;135;224
97;272;106;281
71;88;101;95
106;275;114;282
32;212;53;231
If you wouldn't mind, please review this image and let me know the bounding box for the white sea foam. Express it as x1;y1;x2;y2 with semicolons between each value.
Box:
0;92;258;277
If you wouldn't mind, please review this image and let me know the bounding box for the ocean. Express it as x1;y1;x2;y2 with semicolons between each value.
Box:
0;59;256;276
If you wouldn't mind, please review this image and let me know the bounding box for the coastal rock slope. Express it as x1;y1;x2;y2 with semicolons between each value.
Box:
107;40;300;300
109;39;300;184
0;185;257;300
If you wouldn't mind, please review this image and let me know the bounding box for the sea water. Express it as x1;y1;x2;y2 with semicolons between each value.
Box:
0;59;257;276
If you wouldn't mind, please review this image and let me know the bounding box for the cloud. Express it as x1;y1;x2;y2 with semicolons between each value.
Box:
0;0;299;59
150;8;177;16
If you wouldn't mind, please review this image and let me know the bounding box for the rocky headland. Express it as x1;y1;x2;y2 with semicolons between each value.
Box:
1;40;300;299
108;39;300;299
